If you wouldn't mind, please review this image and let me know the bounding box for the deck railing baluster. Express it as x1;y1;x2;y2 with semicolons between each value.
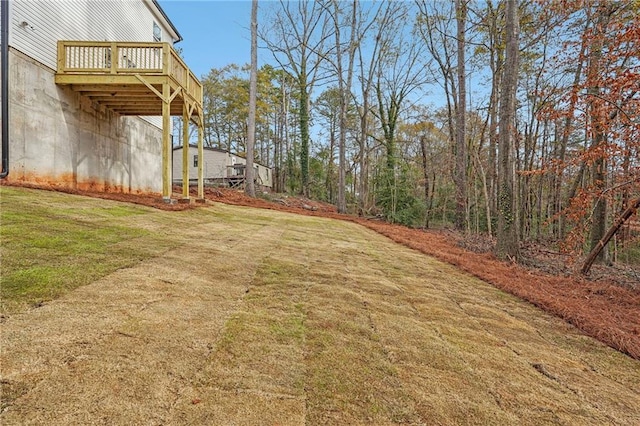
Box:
56;40;203;119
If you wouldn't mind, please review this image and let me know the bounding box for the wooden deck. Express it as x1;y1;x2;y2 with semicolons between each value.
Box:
55;41;204;200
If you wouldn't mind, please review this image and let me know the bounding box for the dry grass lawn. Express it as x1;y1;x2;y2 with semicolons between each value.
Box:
1;188;639;425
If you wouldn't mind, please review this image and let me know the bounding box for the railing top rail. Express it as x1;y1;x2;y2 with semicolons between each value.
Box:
58;40;169;48
166;47;203;98
57;40;203;107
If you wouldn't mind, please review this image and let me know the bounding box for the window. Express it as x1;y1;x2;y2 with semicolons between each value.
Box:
193;155;198;168
153;22;162;42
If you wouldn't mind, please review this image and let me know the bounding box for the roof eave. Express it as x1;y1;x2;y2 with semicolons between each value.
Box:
147;0;183;43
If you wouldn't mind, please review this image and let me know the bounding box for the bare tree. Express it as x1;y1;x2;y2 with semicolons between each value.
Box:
416;1;458;156
245;0;258;197
319;0;368;213
496;0;519;260
586;3;615;264
454;0;468;232
416;1;466;226
354;1;390;214
262;1;330;196
333;0;355;213
482;0;504;229
373;3;428;221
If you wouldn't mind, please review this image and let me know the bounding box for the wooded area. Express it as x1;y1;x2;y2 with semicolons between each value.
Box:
186;0;639;271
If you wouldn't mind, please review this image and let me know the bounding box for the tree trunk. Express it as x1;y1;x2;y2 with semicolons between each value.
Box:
358;101;369;214
420;135;431;228
582;197;640;274
299;74;310;197
327;121;335;203
486;0;502;221
496;0;520;261
280;76;289;192
586;7;610;263
245;0;258;197
474;147;492;236
454;0;467;231
334;0;357;214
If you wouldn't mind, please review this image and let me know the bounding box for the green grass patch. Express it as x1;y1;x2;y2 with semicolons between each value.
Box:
0;187;176;313
270;315;305;343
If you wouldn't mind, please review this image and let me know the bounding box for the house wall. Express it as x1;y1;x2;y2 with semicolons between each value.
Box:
206;148;234;179
172;146;273;189
227;155;272;187
6;48;162;193
256;164;272;188
3;0;179;194
10;0;176;70
172;146;230;182
10;0;176;129
231;153;246;171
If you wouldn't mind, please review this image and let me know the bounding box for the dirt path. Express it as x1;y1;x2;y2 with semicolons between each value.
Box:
2;202;639;425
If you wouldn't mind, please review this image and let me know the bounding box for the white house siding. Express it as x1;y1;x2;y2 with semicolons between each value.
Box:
9;0;176;70
172;146;273;189
3;0;181;194
7;49;162;193
256;164;272;188
172;146;229;183
9;0;176;129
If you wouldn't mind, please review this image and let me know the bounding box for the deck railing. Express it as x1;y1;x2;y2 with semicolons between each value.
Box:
57;41;202;103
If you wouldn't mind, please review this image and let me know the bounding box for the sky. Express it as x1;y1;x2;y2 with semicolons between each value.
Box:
158;0;259;79
156;0;453;144
156;0;465;115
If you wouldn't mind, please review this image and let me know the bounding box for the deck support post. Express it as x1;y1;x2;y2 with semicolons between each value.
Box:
197;112;204;200
162;82;172;200
55;42;204;201
182;102;190;199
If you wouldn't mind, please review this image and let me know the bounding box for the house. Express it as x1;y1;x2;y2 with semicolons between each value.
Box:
172;145;273;190
0;0;204;201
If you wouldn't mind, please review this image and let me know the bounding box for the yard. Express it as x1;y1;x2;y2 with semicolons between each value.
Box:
1;187;639;425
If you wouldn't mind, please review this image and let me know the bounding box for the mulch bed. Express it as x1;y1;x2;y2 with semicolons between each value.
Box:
1;181;196;211
3;181;639;360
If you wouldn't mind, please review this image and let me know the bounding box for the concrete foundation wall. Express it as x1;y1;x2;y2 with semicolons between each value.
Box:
6;48;162;194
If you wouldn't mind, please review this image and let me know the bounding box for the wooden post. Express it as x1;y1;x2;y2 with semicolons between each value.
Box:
198;114;204;200
57;41;65;73
182;103;190;199
110;42;117;74
162;82;172;200
162;43;170;75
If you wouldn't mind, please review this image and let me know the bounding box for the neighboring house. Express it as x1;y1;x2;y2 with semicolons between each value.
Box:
0;0;203;200
172;145;273;190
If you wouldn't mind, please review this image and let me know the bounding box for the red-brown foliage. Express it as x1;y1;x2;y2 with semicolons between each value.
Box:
538;3;640;256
